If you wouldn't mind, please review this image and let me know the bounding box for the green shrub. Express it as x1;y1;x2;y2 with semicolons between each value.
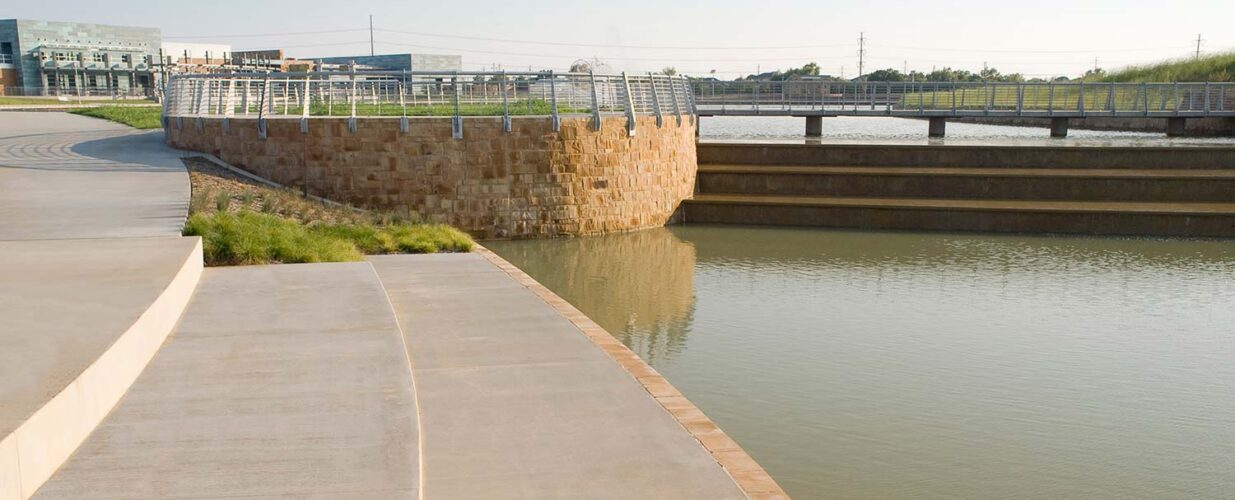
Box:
184;210;474;266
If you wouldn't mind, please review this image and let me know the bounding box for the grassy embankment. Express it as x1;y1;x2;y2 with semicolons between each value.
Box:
182;158;473;266
898;53;1235;111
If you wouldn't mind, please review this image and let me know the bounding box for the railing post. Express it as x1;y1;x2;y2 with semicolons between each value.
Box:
501;71;512;133
1107;82;1115;114
588;71;602;131
681;75;698;125
752;81;759;115
620;72;637;137
548;71;560;132
300;76;311;134
348;70;358;133
1205;82;1212;115
1016;82;1024;115
1142;83;1150;116
160;75;172;128
1077;81;1085;116
257;75;270;139
398;73;409;133
885;82;892;114
648;73;664;128
452;72;463;139
951;83;958;115
1047;82;1055;116
668;73;683;126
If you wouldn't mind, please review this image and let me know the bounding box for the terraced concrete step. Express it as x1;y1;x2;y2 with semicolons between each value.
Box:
688;194;1235;214
699;164;1235;178
33;263;419;499
697;165;1235;202
683;194;1235;238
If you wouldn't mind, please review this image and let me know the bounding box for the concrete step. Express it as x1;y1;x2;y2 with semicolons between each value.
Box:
697;164;1235;202
698;142;1235;169
32;263;420;499
682;194;1235;238
1;237;203;500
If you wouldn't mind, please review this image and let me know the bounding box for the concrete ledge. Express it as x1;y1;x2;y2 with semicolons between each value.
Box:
472;246;789;499
698;142;1235;169
1;238;203;499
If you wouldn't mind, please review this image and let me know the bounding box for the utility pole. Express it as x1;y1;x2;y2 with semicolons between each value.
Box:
1195;33;1204;59
369;15;375;57
857;32;867;79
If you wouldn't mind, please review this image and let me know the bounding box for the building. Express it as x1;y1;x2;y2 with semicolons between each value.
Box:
162;42;231;66
0;19;160;95
312;53;461;72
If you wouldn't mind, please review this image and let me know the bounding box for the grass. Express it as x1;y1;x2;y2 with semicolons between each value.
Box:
231;99;588;117
182;157;473;266
70;106;163;129
1097;52;1235;83
899;85;1191;113
0;96;154;105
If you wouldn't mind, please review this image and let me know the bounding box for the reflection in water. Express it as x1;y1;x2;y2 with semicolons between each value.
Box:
489;226;1235;499
486;227;697;365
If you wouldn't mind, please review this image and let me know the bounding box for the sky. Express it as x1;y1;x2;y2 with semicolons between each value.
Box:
7;0;1235;79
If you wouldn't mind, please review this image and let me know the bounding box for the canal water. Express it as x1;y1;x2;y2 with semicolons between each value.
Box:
486;226;1235;499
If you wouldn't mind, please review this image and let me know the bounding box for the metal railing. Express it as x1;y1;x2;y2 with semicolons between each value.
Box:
692;80;1235;117
164;71;696;137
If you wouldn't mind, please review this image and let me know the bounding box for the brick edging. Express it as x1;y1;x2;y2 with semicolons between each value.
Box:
473;245;789;499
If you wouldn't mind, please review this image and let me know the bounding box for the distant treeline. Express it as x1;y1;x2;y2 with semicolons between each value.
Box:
728;54;1235;83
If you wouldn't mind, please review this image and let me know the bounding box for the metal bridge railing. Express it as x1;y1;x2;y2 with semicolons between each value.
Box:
692;80;1235;117
163;70;696;137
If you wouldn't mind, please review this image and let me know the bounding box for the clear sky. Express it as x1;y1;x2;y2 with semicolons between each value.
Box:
7;0;1234;78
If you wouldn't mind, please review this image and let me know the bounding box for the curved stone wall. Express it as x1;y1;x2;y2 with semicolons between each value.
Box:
165;115;697;239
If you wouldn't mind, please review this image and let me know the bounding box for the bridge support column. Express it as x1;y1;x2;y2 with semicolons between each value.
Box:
805;116;823;137
1050;117;1069;138
928;117;946;138
1166;117;1188;137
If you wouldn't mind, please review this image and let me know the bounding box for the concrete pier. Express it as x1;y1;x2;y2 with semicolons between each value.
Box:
1166;117;1188;137
1050;117;1070;138
928;117;947;137
805;116;823;136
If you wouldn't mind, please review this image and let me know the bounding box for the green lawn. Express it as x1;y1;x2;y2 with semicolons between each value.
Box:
70;106;163;129
0;96;153;105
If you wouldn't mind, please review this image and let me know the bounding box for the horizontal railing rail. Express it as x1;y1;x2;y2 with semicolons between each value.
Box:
163;70;696;137
692;80;1235;117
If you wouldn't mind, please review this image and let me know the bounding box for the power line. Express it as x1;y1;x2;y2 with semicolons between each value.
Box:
868;43;1187;54
374;28;857;51
375;39;852;63
164;28;368;39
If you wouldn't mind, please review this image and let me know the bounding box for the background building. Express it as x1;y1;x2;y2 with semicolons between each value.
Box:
0;19;160;95
312;53;461;72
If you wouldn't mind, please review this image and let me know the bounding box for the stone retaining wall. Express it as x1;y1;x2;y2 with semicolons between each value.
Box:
166;115;697;239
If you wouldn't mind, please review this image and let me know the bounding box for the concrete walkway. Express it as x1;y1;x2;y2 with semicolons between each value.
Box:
2;112;772;499
371;254;747;499
0;112;189;240
34;263;420;499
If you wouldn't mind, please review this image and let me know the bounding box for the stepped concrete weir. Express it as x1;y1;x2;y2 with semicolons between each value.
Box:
683;142;1235;238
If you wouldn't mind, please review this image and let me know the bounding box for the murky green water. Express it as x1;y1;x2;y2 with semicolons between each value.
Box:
486;226;1235;499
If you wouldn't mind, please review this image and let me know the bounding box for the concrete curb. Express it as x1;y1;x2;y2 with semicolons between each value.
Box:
472;245;789;500
1;238;203;500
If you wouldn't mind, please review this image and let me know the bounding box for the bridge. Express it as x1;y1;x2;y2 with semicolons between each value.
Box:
692;80;1235;137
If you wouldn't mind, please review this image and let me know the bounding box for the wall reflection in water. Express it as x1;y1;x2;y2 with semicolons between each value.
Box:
485;227;697;365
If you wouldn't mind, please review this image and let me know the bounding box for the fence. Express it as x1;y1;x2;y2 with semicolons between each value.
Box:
692;80;1235;117
164;71;697;137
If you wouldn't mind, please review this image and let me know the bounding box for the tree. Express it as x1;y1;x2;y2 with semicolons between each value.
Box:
865;68;906;81
661;67;677;76
569;59;592;73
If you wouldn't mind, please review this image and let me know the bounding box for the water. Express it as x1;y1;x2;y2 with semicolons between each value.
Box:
486;226;1235;499
700;115;1235;147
